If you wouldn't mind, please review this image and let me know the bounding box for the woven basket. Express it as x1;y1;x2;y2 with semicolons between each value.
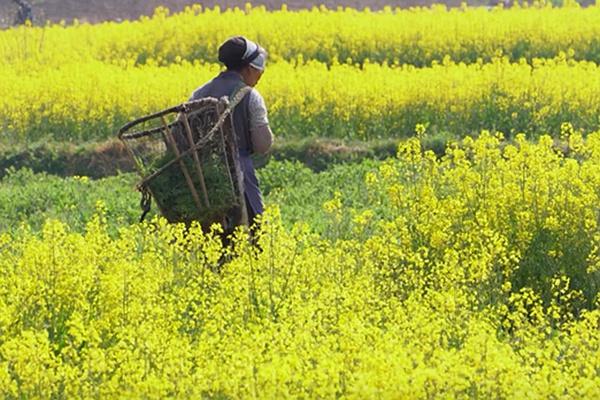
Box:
118;89;251;230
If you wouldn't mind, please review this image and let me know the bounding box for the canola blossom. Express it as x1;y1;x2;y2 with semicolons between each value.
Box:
0;133;599;398
4;57;600;144
3;3;600;67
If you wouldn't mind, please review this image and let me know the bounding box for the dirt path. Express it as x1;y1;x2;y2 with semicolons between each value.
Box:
2;0;469;25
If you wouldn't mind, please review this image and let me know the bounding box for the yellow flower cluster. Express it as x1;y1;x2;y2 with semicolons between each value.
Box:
1;133;599;397
4;57;600;143
3;3;600;67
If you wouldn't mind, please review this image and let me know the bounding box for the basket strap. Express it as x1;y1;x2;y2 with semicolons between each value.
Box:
229;85;253;110
139;184;152;222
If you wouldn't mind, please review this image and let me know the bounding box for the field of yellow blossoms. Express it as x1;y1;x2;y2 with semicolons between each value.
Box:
4;3;600;143
0;3;599;399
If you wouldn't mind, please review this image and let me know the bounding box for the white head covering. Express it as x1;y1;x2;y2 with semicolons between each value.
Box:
243;38;267;71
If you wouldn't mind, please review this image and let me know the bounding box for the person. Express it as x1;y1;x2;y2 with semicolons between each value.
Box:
12;0;33;25
188;36;274;229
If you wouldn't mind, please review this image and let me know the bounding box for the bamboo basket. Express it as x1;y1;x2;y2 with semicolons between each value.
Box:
117;89;251;230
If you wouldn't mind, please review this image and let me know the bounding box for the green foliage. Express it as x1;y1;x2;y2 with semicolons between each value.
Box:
261;159;389;238
0;159;382;237
0;168;141;234
147;152;238;225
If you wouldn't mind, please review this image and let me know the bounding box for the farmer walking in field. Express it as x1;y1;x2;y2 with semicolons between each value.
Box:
189;36;274;228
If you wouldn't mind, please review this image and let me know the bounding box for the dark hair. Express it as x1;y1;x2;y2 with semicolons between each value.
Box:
218;36;248;71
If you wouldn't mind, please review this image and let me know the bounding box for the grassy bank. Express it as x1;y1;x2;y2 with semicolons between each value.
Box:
0;136;426;179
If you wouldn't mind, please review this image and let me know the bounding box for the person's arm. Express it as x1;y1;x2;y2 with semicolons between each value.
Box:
252;125;274;155
248;89;274;155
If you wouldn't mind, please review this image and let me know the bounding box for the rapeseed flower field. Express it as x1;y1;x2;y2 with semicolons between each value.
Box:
5;57;600;143
3;4;600;143
0;3;599;399
1;133;599;398
3;2;600;66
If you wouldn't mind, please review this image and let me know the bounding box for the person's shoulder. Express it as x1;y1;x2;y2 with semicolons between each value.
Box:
190;82;210;100
248;88;266;105
191;75;221;100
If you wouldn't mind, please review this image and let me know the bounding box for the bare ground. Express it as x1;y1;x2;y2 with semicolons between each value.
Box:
1;0;472;25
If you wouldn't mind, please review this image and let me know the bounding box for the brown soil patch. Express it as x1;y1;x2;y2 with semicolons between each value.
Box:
2;0;467;25
85;139;135;176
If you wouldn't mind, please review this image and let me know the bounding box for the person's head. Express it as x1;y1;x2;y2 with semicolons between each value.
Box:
218;36;267;87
